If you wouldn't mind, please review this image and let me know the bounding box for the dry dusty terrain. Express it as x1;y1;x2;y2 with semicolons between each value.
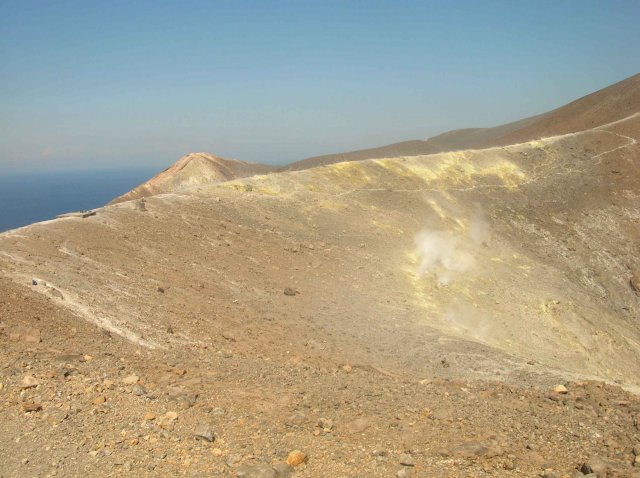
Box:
110;153;275;204
1;77;640;478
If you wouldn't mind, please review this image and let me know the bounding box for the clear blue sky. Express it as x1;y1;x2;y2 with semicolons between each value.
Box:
1;0;639;172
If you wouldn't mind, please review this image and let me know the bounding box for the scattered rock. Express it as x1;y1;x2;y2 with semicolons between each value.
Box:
397;468;412;478
122;375;139;385
92;395;106;405
225;453;242;467
131;384;146;396
318;417;334;431
342;364;353;373
8;326;41;343
143;411;156;421
399;453;415;466
449;441;488;458
194;426;215;442
553;384;569;394
222;331;237;342
283;287;297;296
343;417;370;435
164;411;178;421
21;375;39;389
286;450;307;466
273;463;294;477
580;457;609;476
22;402;42;412
285;411;307;427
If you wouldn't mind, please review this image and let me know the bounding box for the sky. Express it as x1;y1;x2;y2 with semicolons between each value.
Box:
1;0;639;172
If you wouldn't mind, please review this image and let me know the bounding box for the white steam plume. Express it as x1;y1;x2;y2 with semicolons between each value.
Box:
415;206;489;286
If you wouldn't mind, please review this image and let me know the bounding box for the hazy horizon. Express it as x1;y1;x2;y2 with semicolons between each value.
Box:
2;0;640;173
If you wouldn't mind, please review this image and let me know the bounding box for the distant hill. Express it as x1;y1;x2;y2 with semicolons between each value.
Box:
486;72;640;146
110;152;274;204
283;72;640;171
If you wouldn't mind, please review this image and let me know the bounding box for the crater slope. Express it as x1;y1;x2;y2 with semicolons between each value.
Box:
1;79;640;477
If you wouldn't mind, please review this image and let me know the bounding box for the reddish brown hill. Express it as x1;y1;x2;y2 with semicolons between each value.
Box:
283;72;640;171
110;152;274;204
488;72;640;146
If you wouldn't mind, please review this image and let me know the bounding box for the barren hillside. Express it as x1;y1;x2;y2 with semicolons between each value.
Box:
284;73;640;171
110;152;275;204
1;76;640;477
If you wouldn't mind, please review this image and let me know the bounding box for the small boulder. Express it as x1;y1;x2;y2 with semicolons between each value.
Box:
122;375;139;385
286;450;307;467
225;454;242;467
22;402;42;413
399;454;415;466
273;463;294;477
553;384;569;394
194;427;215;443
21;375;39;389
131;384;146;396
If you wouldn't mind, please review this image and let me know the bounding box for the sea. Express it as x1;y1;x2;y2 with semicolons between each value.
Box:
0;168;156;233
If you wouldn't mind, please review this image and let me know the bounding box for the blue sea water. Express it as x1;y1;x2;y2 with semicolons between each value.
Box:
0;168;156;232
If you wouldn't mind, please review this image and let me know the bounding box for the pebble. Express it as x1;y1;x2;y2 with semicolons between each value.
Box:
22;402;42;413
283;287;297;296
143;411;156;421
553;384;569;394
318;417;334;431
580;458;608;475
164;411;178;421
21;375;39;389
286;450;307;466
122;375;139;385
397;468;412;478
92;395;106;405
131;384;146;396
225;453;242;467
194;427;215;442
273;463;294;477
399;454;415;466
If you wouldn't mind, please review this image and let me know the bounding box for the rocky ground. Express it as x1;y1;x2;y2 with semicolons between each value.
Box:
2;275;640;478
1;103;639;477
